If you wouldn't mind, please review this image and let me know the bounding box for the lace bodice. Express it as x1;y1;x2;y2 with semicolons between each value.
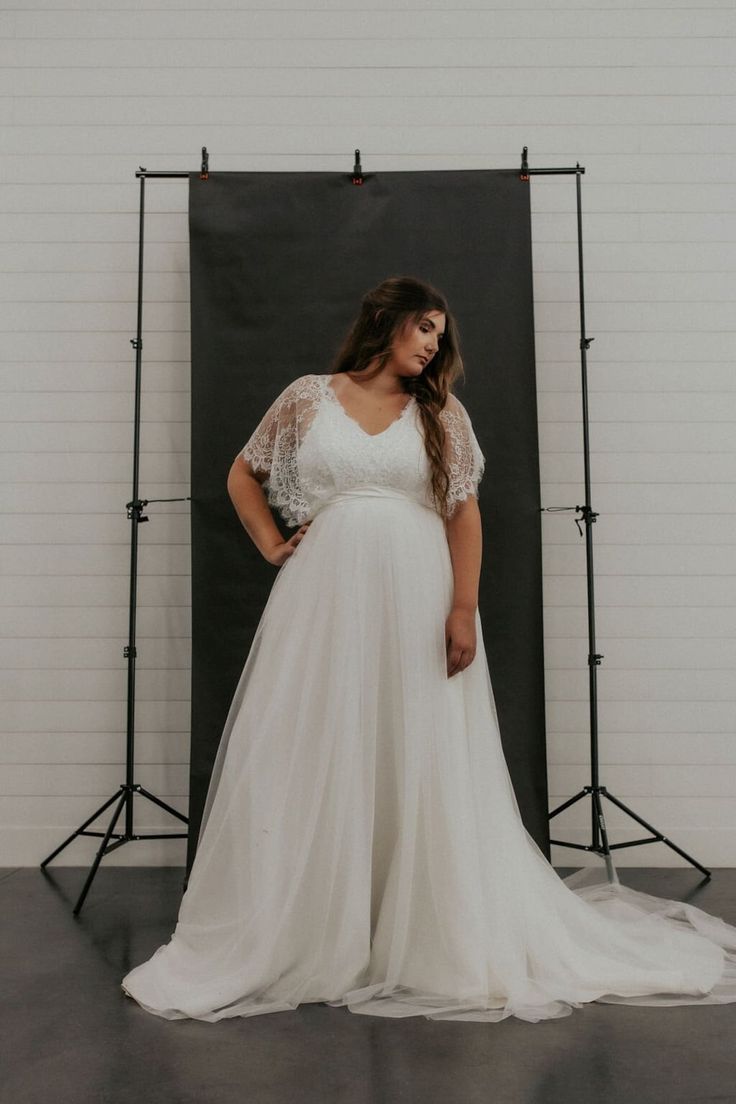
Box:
240;373;485;528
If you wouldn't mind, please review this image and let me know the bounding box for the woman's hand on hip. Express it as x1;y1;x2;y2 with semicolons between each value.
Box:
263;521;312;567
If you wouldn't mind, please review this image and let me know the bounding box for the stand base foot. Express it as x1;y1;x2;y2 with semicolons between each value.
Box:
40;783;189;915
548;785;711;880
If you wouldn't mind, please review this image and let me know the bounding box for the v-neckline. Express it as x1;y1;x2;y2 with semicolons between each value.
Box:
322;374;415;438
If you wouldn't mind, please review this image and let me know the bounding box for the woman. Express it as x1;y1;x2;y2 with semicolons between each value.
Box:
122;276;736;1023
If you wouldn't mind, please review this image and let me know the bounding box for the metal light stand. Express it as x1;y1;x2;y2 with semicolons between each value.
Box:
520;147;710;882
39;152;213;914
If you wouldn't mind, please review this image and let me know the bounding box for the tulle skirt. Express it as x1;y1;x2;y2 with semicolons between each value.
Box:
121;486;736;1023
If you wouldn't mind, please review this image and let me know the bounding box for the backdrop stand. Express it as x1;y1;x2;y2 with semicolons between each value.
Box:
41;145;710;918
525;148;710;881
38;157;206;914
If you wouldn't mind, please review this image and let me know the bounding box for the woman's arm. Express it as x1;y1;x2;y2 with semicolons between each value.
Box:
445;495;482;612
227;456;310;565
444;496;482;676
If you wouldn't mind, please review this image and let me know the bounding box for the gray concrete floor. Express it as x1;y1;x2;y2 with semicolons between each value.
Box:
3;865;736;1104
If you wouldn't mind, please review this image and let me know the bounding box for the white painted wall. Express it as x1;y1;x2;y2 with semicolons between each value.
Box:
1;1;734;868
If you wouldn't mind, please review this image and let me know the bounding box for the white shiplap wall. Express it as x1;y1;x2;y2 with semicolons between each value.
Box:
2;1;735;868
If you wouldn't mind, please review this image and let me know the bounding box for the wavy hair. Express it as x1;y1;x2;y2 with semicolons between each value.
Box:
328;275;465;521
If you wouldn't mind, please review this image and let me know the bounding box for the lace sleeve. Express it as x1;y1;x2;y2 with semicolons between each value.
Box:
440;393;486;518
240;386;284;481
240;374;321;528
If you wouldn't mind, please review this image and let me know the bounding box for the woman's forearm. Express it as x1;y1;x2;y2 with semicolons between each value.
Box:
227;457;283;558
444;496;482;611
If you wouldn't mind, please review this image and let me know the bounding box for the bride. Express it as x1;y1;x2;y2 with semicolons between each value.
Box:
121;275;736;1023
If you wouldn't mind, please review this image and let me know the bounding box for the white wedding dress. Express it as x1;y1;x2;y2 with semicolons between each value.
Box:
121;373;736;1023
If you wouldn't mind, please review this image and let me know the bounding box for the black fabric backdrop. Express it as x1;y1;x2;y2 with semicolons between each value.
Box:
187;168;548;877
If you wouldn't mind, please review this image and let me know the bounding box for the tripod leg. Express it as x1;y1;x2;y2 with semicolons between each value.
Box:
548;788;587;819
136;785;189;824
602;790;711;878
40;789;124;867
591;788;619;885
73;790;128;915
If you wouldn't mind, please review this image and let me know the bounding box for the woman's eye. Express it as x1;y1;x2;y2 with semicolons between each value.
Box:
419;325;442;344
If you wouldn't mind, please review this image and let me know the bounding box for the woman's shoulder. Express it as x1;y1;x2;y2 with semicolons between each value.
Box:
290;372;325;391
441;391;471;418
282;372;321;388
271;373;324;404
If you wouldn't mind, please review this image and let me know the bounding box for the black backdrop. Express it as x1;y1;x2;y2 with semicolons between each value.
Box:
187;168;549;876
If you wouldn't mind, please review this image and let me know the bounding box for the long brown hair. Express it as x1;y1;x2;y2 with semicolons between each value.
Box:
328;275;465;521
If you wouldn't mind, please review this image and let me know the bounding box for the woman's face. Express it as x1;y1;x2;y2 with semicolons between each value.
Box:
390;311;446;379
